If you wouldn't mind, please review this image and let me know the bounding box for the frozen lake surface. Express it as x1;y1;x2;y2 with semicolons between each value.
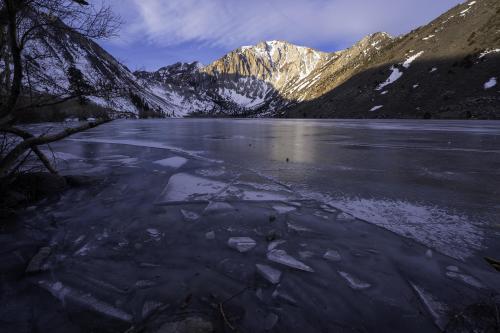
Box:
2;119;500;332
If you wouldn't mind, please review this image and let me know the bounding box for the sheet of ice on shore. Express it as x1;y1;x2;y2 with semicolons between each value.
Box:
40;150;82;161
445;269;484;289
159;173;227;202
204;202;235;214
273;205;297;214
267;249;314;272
328;197;483;260
242;190;289;201
154;156;187;169
38;280;132;322
410;282;448;330
69;138;219;163
338;271;371;290
256;264;282;284
228;237;257;252
158;172;299;204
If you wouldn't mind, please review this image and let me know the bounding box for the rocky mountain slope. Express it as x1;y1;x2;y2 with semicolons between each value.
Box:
23;0;500;119
138;0;499;119
19;20;176;119
282;0;500;118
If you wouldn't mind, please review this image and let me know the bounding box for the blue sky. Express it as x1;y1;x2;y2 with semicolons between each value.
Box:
98;0;464;71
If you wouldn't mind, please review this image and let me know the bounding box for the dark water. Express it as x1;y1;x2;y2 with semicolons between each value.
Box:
1;119;500;332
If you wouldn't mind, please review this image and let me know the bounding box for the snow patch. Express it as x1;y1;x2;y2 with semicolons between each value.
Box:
376;66;403;90
403;51;424;68
484;77;497;89
370;105;383;112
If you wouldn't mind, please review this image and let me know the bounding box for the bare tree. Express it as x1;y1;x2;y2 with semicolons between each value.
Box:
0;0;120;179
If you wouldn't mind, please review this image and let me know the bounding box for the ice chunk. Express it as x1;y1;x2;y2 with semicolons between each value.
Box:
147;228;161;241
323;249;342;262
272;204;296;214
228;237;257;252
159;173;227;202
264;313;279;330
256;264;282;284
320;204;337;214
75;242;92;256
73;235;85;245
135;280;157;288
141;301;163;319
204;201;235;214
181;209;200;221
153;156;187;169
287;222;312;232
205;231;215;240
39;280;132;322
26;247;51;273
272;287;298;305
445;271;484;289
446;266;459;272
410;282;448;330
370;105;383;112
338;271;371;290
267;249;314;272
268;240;286;251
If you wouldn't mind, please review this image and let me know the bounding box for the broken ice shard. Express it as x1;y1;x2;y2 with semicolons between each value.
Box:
147;228;161;241
267;240;286;251
323;249;342;262
267;249;314;272
338;271;371;290
228;237;257;252
256;264;282;284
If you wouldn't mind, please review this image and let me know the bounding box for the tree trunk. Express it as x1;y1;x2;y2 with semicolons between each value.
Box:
0;119;110;178
0;0;22;125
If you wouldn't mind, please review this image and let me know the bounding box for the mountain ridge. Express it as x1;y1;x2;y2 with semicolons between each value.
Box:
18;0;500;119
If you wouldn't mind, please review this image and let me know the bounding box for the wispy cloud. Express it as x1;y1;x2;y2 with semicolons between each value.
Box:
108;0;463;50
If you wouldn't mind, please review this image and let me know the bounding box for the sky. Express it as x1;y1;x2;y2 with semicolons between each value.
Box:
97;0;464;71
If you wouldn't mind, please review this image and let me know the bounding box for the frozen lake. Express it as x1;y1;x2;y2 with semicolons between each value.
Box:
2;119;500;332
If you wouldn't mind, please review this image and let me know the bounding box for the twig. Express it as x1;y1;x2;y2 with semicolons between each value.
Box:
218;303;235;331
